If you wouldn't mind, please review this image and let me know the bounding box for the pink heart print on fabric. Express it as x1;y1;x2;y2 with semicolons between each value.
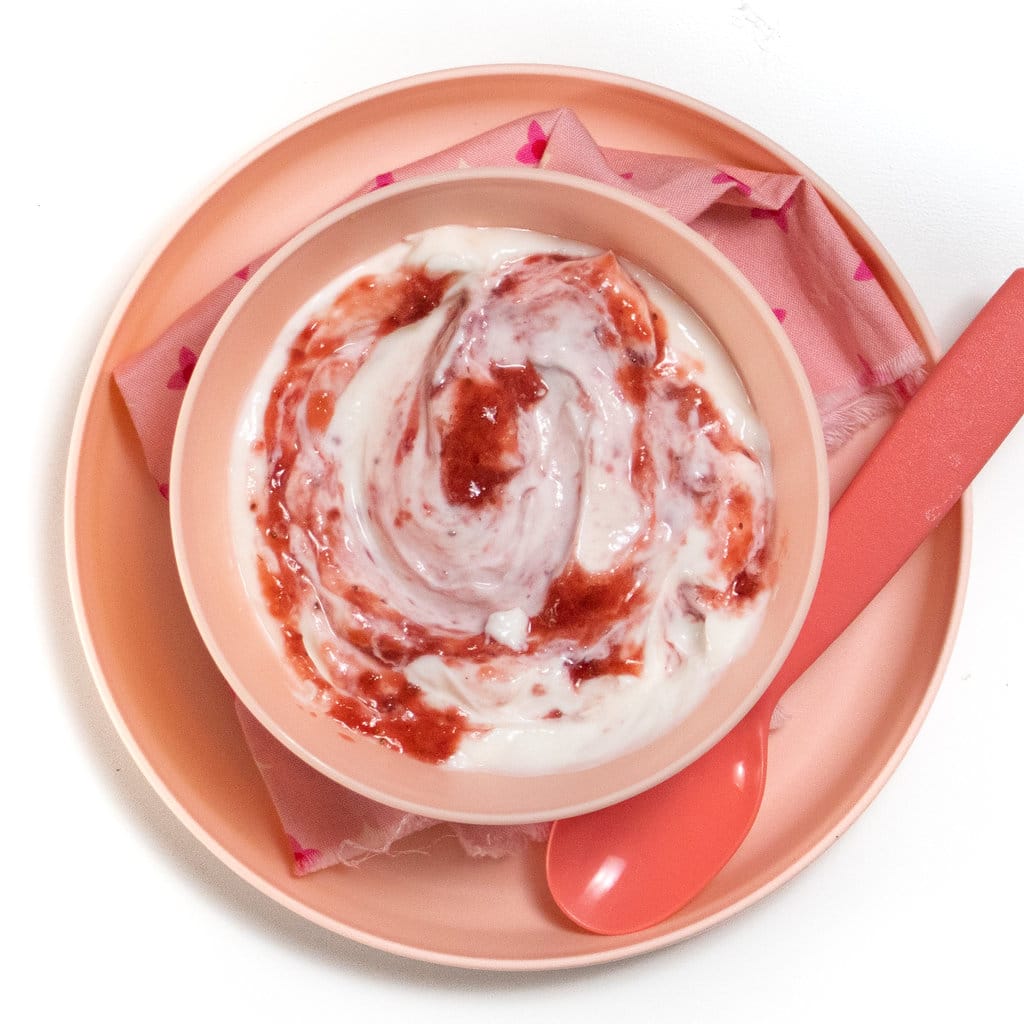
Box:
287;834;322;873
712;170;753;196
751;194;795;233
515;119;549;165
165;346;197;390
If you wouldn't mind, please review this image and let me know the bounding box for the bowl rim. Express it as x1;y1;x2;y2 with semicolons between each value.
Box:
168;165;829;823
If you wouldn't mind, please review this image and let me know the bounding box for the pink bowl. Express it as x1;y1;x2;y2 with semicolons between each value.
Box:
169;168;828;824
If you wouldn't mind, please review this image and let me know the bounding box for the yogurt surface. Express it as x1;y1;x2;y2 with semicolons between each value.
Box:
233;226;774;773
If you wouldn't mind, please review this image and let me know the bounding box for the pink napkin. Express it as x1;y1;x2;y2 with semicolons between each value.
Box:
114;108;924;875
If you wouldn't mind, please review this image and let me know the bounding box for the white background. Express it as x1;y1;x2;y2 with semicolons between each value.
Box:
6;1;1022;1020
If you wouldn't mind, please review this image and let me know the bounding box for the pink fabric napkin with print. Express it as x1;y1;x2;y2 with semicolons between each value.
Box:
115;108;924;876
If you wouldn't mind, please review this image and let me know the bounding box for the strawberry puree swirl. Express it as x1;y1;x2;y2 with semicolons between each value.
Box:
235;227;773;773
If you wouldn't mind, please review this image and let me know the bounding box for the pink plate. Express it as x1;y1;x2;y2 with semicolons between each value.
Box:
64;64;968;970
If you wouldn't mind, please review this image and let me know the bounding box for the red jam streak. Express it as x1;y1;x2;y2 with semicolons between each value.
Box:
251;252;767;763
326;669;469;763
255;267;477;763
566;643;644;687
669;380;748;456
530;561;644;650
440;362;548;506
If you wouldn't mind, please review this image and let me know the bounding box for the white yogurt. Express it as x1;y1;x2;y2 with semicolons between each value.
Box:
232;226;773;774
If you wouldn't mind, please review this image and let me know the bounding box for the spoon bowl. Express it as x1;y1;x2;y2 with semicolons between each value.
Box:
550;708;768;934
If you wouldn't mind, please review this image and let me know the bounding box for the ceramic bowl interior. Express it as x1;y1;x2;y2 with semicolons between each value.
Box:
170;168;828;824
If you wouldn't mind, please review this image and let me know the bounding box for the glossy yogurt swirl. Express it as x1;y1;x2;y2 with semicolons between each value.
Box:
234;227;773;773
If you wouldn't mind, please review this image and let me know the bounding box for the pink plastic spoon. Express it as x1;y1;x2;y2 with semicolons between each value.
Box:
547;270;1024;935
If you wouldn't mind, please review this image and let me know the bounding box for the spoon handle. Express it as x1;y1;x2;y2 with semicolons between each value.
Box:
761;269;1024;712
